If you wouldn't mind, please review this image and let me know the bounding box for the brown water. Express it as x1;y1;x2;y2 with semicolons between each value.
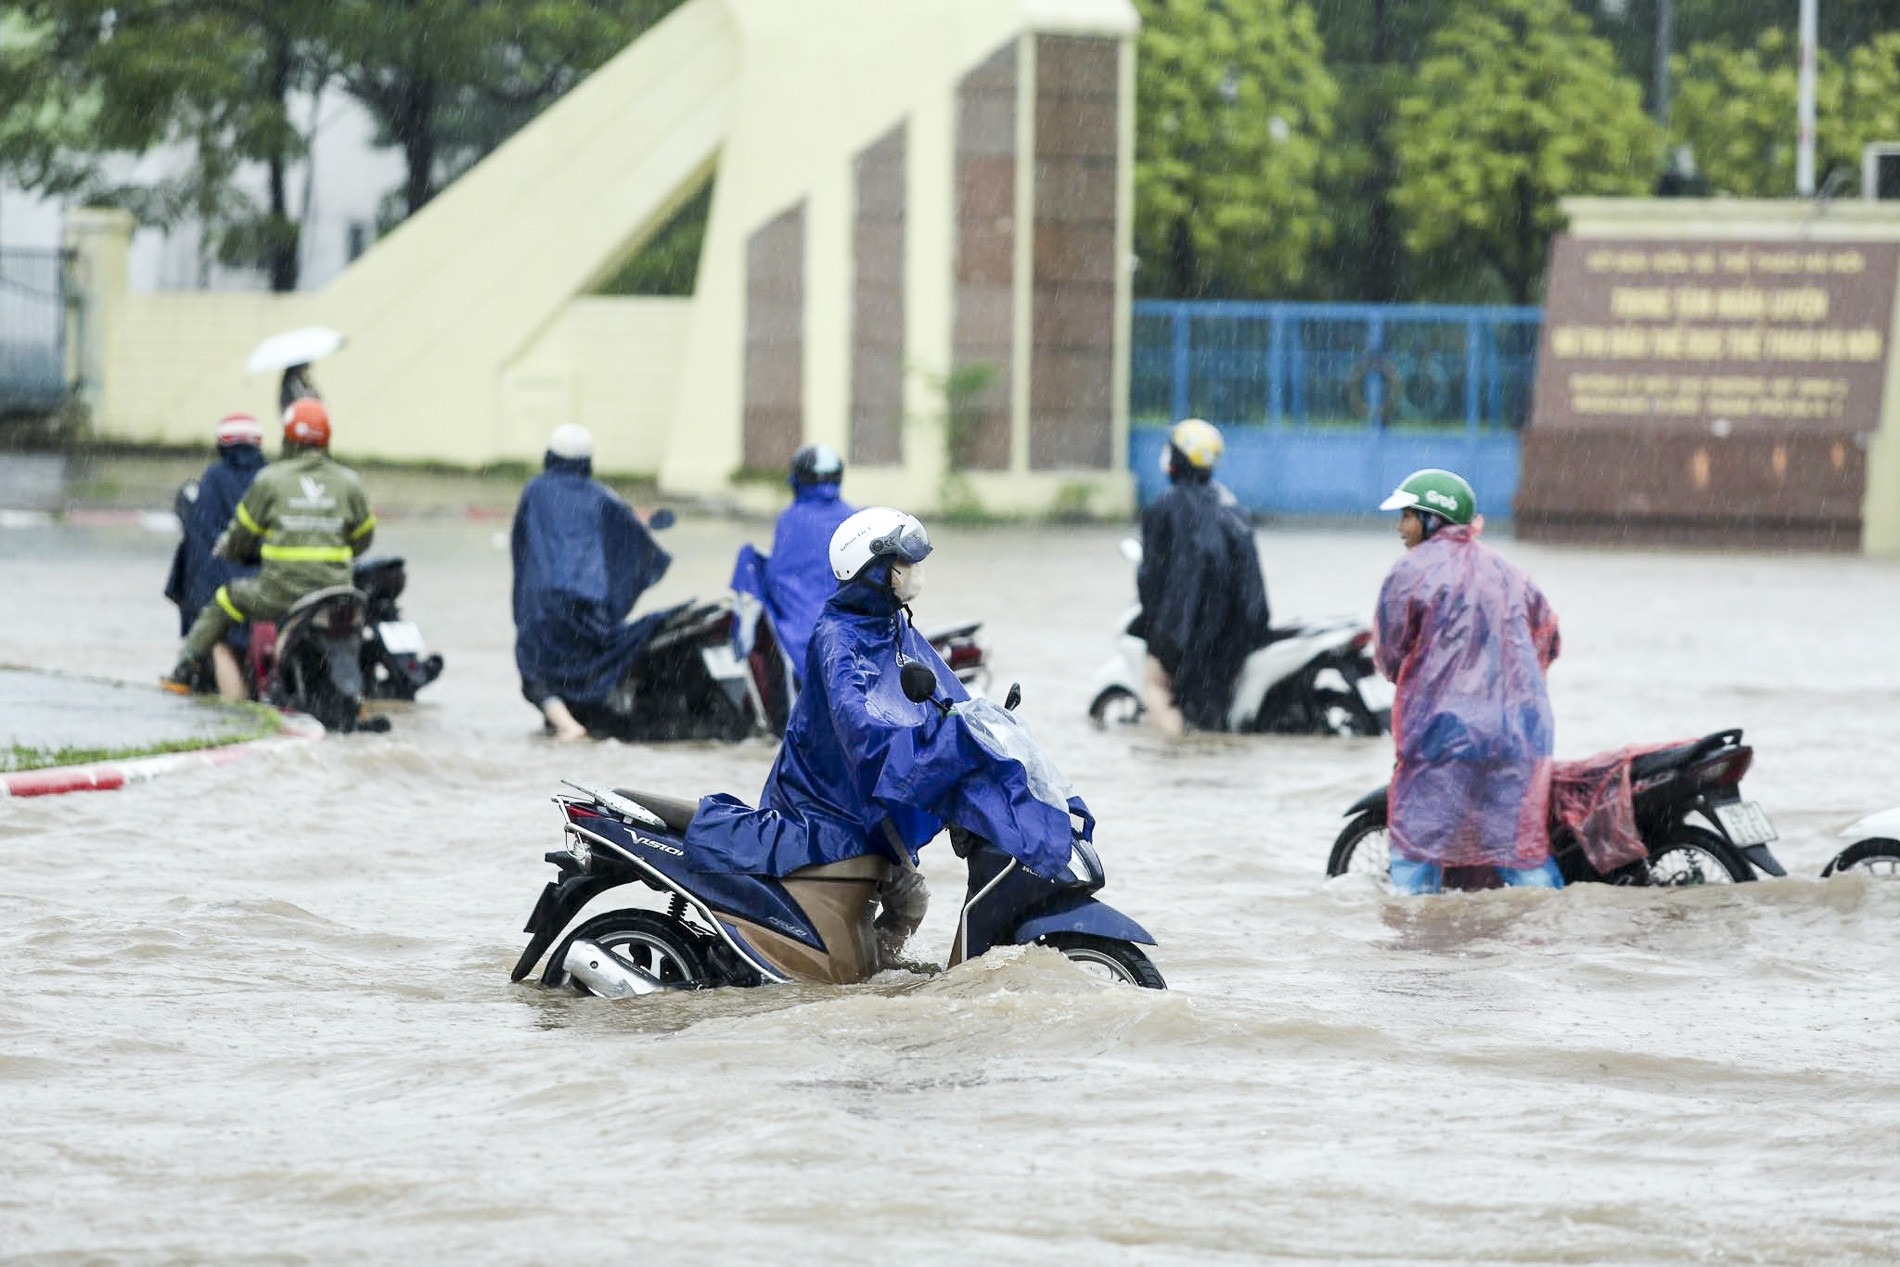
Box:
4;519;1899;1262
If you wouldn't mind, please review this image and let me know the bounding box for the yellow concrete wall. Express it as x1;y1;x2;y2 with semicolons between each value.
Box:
660;0;1139;516
1559;198;1900;556
78;0;1140;517
504;297;692;475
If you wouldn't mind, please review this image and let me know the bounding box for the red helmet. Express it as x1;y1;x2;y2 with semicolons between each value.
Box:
282;397;330;447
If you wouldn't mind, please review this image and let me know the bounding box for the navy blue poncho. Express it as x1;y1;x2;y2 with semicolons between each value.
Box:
164;443;266;636
511;453;672;706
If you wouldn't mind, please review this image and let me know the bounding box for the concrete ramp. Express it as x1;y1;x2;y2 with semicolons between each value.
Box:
311;0;736;462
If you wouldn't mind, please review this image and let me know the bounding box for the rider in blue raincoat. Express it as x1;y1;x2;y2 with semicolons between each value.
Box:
689;507;1083;963
164;413;267;692
1375;469;1562;896
763;444;856;677
511;424;672;740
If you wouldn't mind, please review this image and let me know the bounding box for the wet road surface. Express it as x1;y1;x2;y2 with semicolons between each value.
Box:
3;518;1898;1262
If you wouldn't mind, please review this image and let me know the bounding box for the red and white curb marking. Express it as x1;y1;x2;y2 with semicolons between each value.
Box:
1;712;325;799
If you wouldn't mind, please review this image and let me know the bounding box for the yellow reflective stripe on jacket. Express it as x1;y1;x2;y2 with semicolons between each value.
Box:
349;513;377;540
259;544;353;563
214;585;244;621
234;501;264;534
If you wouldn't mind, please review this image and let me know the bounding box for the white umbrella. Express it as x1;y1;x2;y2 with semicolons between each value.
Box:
245;326;345;375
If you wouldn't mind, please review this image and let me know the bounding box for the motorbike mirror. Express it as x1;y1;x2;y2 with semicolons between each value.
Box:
1119;537;1143;564
899;659;939;704
1004;682;1022;711
646;508;676;531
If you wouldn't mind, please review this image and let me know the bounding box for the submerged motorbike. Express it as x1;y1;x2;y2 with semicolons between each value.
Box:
511;678;1165;994
569;535;994;744
1822;807;1900;878
1089;539;1392;735
1326;728;1786;887
168;478;399;732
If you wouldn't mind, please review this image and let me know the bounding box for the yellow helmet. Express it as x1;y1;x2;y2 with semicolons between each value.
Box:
1168;418;1224;472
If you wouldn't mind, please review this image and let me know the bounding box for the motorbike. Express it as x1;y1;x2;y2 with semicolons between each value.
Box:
1088;539;1392;736
353;556;445;701
1326;728;1786;887
168;478;391;733
1821;807;1900;878
510;678;1165;994
572;532;995;743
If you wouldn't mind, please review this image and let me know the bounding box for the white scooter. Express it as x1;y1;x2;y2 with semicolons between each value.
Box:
1087;540;1394;736
1821;807;1900;877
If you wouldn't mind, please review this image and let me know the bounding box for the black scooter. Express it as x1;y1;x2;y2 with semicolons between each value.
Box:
1327;728;1786;887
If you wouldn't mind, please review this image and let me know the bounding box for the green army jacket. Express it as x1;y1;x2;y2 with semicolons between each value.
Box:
219;449;376;585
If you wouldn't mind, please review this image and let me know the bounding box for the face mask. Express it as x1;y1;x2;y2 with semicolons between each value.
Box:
890;559;925;603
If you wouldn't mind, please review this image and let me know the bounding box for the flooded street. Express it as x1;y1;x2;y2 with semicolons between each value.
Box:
4;518;1899;1262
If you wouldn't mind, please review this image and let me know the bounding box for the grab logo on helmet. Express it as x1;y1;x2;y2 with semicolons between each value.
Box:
1422;489;1460;513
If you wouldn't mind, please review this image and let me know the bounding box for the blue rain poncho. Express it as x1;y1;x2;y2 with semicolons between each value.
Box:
164;443;266;636
763;481;855;676
511;453;672;706
1374;521;1561;869
687;563;1085;879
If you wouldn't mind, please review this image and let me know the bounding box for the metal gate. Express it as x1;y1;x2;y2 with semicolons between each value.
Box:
1130;301;1541;517
0;249;72;415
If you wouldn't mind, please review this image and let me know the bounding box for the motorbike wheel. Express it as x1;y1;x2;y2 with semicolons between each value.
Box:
1088;685;1144;729
1643;824;1754;886
1822;838;1900;878
542;911;711;993
1326;811;1391;881
1038;933;1165;988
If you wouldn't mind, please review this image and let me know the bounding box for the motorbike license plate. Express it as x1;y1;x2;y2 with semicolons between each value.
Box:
378;620;427;656
1714;800;1778;846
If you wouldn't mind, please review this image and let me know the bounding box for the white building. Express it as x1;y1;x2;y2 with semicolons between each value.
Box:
0;91;402;294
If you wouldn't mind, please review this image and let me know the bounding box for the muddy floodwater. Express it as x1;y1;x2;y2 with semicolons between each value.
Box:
4;518;1899;1262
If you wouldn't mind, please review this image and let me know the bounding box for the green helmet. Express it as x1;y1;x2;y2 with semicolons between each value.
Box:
1380;468;1475;525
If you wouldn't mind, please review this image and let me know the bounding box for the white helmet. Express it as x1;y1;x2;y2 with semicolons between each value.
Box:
547;423;594;460
829;506;932;582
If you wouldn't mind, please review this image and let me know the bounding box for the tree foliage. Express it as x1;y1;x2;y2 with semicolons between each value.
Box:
1669;29;1856;197
1131;0;1336;300
319;0;681;220
1389;0;1660;304
0;0;327;290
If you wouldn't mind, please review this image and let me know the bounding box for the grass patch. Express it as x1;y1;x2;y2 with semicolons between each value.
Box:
1;700;283;773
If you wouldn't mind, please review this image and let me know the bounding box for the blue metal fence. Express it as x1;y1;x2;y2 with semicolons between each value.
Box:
1130;300;1541;516
0;249;71;415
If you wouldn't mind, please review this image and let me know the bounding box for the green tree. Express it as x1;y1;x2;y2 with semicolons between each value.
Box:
1390;0;1659;305
1132;0;1336;300
1841;33;1900;181
322;0;681;221
1670;29;1857;197
0;1;326;291
1308;0;1459;302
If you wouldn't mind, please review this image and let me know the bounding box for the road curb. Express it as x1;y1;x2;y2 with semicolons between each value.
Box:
1;712;325;799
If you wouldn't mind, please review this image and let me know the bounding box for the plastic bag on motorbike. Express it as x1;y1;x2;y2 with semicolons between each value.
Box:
1546;742;1685;874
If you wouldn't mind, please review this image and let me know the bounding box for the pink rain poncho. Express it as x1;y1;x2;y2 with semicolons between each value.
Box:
1375;521;1560;869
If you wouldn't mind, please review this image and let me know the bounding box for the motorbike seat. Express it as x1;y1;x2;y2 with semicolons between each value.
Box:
610;787;701;835
1629;737;1718;780
925;621;982;642
284;584;365;619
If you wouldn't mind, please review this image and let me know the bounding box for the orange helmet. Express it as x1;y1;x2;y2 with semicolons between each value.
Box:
282;397;330;447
